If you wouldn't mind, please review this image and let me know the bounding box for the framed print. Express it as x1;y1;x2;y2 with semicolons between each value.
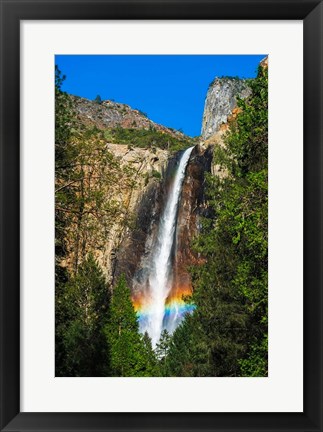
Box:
0;1;322;431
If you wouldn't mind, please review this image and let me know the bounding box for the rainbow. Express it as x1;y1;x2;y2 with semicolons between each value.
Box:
132;286;196;331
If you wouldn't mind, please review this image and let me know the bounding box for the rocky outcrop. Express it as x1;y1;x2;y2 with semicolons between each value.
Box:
201;129;228;179
201;78;251;140
260;56;268;69
70;95;185;139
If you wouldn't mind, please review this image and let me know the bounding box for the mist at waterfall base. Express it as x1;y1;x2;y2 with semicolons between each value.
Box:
132;147;195;347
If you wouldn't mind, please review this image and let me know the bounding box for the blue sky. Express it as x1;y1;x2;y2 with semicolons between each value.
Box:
55;55;265;137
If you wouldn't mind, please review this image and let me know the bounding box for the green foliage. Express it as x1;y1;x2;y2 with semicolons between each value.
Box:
94;94;102;104
55;119;138;274
144;169;162;185
167;64;268;377
104;275;159;376
239;334;268;376
55;66;77;267
217;67;268;176
104;274;140;376
56;254;111;376
56;264;160;377
103;130;114;141
155;329;171;376
166;315;209;377
151;169;162;179
142;332;160;376
155;329;171;359
55;66;74;148
104;126;193;152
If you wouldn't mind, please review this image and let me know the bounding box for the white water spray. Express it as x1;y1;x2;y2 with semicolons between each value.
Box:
140;146;194;346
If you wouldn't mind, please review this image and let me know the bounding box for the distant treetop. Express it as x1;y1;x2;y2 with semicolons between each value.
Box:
94;94;102;104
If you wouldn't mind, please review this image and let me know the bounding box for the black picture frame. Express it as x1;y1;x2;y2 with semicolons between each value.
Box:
0;1;322;431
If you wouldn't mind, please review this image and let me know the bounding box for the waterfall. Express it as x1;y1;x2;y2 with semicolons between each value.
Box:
134;146;194;347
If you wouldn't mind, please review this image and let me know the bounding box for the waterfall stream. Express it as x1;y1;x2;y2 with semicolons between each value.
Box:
134;146;194;346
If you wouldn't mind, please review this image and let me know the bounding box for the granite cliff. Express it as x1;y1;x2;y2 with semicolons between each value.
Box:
201;77;251;140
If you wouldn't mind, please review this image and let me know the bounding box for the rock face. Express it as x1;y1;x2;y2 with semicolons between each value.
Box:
260;56;268;69
171;145;213;294
113;167;164;284
59;142;170;283
114;144;213;294
114;150;180;285
71;95;185;139
98;144;169;282
201;78;251;140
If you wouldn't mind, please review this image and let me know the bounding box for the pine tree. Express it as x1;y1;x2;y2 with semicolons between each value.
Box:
56;254;111;376
155;329;171;376
140;332;160;376
166;314;210;377
104;274;158;376
55;66;76;268
94;94;102;104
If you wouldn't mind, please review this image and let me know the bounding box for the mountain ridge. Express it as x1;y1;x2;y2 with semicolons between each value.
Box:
70;94;190;140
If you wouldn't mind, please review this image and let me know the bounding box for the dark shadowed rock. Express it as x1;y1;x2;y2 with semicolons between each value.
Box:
172;145;213;293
